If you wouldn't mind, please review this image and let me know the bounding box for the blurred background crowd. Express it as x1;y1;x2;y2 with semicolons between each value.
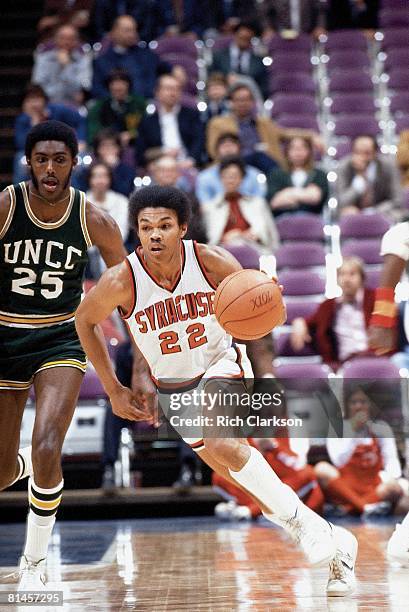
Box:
3;0;409;520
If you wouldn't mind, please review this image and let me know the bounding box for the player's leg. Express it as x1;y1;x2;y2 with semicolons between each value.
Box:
0;389;30;490
18;366;83;589
314;461;366;514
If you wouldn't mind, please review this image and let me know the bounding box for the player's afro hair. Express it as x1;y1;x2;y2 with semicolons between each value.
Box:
129;185;191;229
25;120;78;160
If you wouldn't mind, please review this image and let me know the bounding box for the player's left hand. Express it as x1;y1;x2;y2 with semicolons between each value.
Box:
132;372;160;427
109;384;148;421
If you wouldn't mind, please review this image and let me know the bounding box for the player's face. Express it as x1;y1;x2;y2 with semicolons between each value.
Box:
28;141;76;201
347;390;371;421
137;208;187;261
338;262;363;299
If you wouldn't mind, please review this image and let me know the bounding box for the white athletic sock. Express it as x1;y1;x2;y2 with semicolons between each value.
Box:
10;446;32;486
228;446;307;526
401;512;409;529
23;478;63;563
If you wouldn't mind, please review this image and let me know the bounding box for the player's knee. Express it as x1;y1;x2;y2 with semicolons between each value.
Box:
0;465;17;491
204;438;247;471
314;461;339;486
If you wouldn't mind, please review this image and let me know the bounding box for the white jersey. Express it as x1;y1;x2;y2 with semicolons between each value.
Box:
122;240;244;385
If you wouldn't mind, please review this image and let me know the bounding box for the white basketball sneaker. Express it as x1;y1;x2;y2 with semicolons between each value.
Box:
17;555;47;591
387;523;409;567
283;508;337;566
327;526;358;597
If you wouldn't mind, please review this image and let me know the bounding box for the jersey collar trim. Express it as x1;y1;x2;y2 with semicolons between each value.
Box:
135;241;186;294
21;182;75;230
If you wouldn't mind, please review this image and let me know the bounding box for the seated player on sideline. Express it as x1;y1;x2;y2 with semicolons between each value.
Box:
213;437;324;520
0;120;126;590
369;220;409;566
75;185;358;596
315;387;407;517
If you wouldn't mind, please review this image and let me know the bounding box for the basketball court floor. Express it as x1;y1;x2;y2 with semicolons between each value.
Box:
1;517;408;611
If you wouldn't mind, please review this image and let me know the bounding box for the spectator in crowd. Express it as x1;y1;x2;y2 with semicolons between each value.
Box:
32;24;92;106
135;74;205;167
13;84;86;183
213;438;324;520
86;162;130;278
37;0;93;42
74;129;135;196
201;156;279;252
315;386;406;516
210;20;269;100
201;73;229;124
91;0;175;43
260;0;326;39
207;82;323;174
290;256;375;371
267;136;329;217
87;69;146;146
149;155;207;243
336;135;403;222
397;130;409;188
196;132;266;204
326;0;379;31
92;15;165;99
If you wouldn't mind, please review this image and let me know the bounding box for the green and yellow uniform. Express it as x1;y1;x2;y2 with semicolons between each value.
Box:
0;182;91;390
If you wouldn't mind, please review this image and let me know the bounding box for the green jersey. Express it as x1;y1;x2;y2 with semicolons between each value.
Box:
0;181;91;328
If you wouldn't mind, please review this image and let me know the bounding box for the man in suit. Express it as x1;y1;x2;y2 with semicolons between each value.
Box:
92;15;165;99
135;74;205;167
290;256;375;371
336;135;402;222
210;20;269;100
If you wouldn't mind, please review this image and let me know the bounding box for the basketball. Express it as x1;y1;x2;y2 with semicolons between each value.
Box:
214;269;286;340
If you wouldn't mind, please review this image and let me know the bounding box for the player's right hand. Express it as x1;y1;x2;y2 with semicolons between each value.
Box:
109;384;149;421
368;325;397;355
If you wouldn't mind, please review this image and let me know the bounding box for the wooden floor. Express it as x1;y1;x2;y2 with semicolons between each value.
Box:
1;517;408;611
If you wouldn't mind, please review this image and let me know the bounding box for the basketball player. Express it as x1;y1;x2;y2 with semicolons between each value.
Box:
369;220;409;566
0;120;127;589
76;185;358;594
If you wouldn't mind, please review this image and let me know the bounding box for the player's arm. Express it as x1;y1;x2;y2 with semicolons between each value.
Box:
195;243;242;285
75;263;147;421
369;223;409;354
86;200;127;267
0;189;12;238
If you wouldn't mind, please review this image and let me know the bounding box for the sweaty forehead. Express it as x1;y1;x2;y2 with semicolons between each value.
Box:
32;141;71;156
138;207;178;223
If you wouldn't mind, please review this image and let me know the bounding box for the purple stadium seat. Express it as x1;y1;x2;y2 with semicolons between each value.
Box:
384;49;409;72
388;69;409;91
341;356;401;378
395;115;409;134
270;54;312;74
325;30;367;51
274;329;319;358
271;94;318;117
390;92;409;115
160;54;198;77
276;114;319;130
334;115;379;138
276;242;326;270
285;300;320;323
379;9;409;28
208;34;233;51
381;28;409;51
381;0;408;7
339;212;391;239
342;239;382;265
330;93;376;115
365;268;381;289
222;243;260;269
154;36;198;57
270;73;316;95
181;93;198;109
269;34;311;55
274;362;333;391
329;70;373;93
327;50;370;73
280;270;325;296
276;213;324;242
332;139;353;160
79;369;106;400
